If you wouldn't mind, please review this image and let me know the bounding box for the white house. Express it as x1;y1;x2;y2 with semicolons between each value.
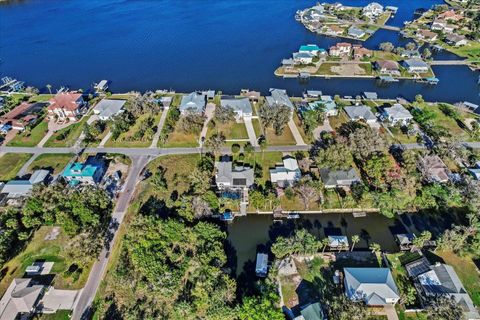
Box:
348;26;366;39
269;156;302;187
362;2;384;19
293;51;315;64
382;103;413;125
179;92;206;114
445;34;468;46
402;59;429;73
220;96;253;120
47;92;85;122
93;99;126;121
344;105;377;123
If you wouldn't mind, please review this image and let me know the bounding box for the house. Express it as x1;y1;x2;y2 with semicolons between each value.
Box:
0;102;45;131
0;170;50;199
179;92;206;114
0;278;44;320
266;89;294;112
293;51;315;64
324;25;344;36
328;235;349;250
47;92;85;122
417;29;438;42
269;156;302;187
375;60;400;76
418;155;450;183
220;96;253;119
255;253;269;277
201;90;215;100
353;46;372;59
403;59;429;73
431;19;448;31
344;105;377;123
438;10;463;22
299;302;325;320
62;157;105;186
348;26;366;39
362;2;384;19
320;168;361;189
92;99;126;121
240;89;261;103
329;42;352;57
299;44;324;56
394;233;416;250
215;157;254;191
400;49;421;59
406;259;480;320
306;100;338;116
445;33;468;46
382;103;413;125
344;268;400;306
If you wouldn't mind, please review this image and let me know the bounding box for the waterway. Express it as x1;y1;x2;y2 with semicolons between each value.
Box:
1;0;479;103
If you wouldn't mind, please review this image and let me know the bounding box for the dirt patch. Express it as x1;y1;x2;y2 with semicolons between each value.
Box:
331;63;366;76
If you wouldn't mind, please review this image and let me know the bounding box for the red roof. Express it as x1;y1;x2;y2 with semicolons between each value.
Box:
337;42;352;48
1;102;33;120
48;92;83;112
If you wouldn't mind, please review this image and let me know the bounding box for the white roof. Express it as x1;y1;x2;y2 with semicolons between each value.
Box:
29;169;49;184
0;278;43;320
328;235;349;247
384;104;413;120
93;99;126;119
344;268;400;305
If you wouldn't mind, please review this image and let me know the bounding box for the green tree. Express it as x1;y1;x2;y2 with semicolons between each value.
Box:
238;294;284;320
379;42;394;52
316;143;353;170
351;235;360;251
205;132;226;156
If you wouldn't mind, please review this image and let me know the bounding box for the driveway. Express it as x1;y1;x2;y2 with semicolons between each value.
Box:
244;117;258;146
287;119;306;146
150;108;169;148
37;119;73;147
40;288;80;312
199;103;215;146
313;118;333;140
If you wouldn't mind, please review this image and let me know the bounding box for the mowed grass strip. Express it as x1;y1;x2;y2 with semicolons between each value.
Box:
28;153;74;175
0;153;33;181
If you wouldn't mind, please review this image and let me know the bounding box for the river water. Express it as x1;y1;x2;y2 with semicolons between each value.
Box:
1;0;479;103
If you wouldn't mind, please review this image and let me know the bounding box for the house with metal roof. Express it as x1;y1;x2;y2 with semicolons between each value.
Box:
298;302;325;320
0;170;50;199
403;59;429;73
0;278;44;320
93;99;126;121
320;168;361;189
179;92;206;114
382;103;413;125
293;51;315;64
220;96;253;119
348;26;366;39
215;157;254;191
299;44;324;55
266;89;294;115
344;105;377;124
344;268;400;306
270;156;301;188
62;157;105;186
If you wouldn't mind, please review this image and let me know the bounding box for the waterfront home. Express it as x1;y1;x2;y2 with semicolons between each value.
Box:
402;59;429;73
0;170;49;199
405;258;480;320
344;268;400;306
328;235;349;250
220;96;253;120
362;2;384;19
282;58;295;70
431;19;456;33
201;90;215;101
417;29;438;42
0;102;45;132
418;155;450;183
445;33;468;46
400;49;421;59
344;105;377;124
353;46;372;59
293;51;315;64
47;92;85;122
299;44;324;56
179;92;207;114
329;42;352;57
324;24;344;36
381;103;413;125
266;89;294;113
215;157;254;191
0;278;44;320
374;60;400;76
305;90;322;98
363;92;378;100
269;156;301;188
299;302;325;320
306;100;338;116
320;168;361;189
255;253;269;277
348;26;366;39
438;10;464;22
62;157;105;186
93;99;126;121
240;89;261;103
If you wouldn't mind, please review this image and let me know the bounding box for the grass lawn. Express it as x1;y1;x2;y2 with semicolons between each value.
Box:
207;121;248;140
0;226;93;295
7;120;49;147
28;94;54;103
0;153;32;181
388;126;419;144
28;153;74;174
34;310;71;320
265;126;296;146
44;116;89;147
161;121;199;148
329;110;350;131
415;103;470;139
436;250;480;306
105;112;162;148
243;151;283;186
316;62;340;75
293;112;310;143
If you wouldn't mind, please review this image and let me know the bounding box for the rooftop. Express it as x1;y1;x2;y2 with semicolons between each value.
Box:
48;92;83;111
93;99;126;119
220;97;253;114
344;105;377;121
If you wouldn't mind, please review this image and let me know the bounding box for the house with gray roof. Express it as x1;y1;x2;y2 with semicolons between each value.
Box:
215;157;254;191
418;155;450;183
266;89;294;113
320;168;360;189
344;268;400;306
0;278;44;320
299;302;325;320
348;26;366;39
344;105;377;124
407;261;480;320
403;59;429;73
220;96;253;119
1;170;50;199
179;92;206;114
93;99;126;120
382;103;413;125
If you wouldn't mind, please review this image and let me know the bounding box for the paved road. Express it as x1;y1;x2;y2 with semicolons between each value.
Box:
71;155;150;320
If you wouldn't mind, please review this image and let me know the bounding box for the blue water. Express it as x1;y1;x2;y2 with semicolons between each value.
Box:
1;0;479;103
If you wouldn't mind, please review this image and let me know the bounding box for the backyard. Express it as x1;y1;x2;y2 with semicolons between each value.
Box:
0;153;32;180
28;153;74;175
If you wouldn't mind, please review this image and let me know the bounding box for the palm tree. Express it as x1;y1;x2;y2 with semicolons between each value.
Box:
321;238;330;253
369;242;381;254
351;235;360;252
46;84;52;95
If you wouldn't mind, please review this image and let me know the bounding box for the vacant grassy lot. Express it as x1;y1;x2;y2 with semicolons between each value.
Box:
243;151;283;186
28;153;73;174
7;120;48;147
388;126;419;144
208;121;248;140
162;121;199;148
105;112;162;148
328;110;350;131
0;226;93;295
415;103;471;139
0;153;32;180
265;126;296;146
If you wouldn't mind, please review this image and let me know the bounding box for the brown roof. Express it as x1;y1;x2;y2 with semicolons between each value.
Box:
327;25;343;33
419;29;437;39
354;47;372;57
376;60;399;70
337;42;352;48
1;102;33;120
438;10;463;21
48;92;83;112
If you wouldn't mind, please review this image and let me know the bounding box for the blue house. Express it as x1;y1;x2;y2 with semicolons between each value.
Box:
302;100;338;117
299;44;326;56
62;158;105;186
